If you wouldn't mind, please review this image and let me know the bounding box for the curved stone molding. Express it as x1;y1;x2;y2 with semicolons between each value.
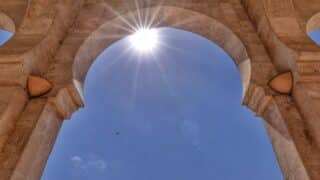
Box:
0;87;27;151
261;0;319;51
0;0;82;79
0;0;28;30
306;12;320;33
48;83;83;120
292;0;320;32
0;12;15;33
73;6;252;103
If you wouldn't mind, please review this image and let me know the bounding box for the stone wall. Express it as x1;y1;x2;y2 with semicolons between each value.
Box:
0;0;319;179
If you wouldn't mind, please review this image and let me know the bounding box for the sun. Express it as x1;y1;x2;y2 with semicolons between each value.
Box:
129;28;159;53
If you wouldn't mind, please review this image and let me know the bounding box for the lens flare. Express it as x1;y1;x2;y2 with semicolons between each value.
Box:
129;28;159;53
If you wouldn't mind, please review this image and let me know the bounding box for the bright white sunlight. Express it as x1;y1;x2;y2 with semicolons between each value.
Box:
129;28;160;53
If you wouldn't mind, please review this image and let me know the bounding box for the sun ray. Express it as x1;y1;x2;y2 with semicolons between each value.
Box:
129;53;143;109
134;0;144;28
126;8;141;32
103;3;137;32
101;1;194;105
101;45;134;76
151;53;175;95
107;21;136;34
149;49;186;132
147;3;164;28
157;40;191;56
91;32;127;40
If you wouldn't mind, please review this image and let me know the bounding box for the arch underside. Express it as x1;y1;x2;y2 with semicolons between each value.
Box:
0;12;15;33
73;6;253;101
307;12;320;33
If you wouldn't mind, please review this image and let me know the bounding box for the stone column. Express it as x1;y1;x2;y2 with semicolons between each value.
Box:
9;100;64;180
0;99;47;180
263;96;311;180
0;53;30;179
0;87;28;179
244;83;310;180
7;85;83;180
292;82;320;180
284;52;320;179
0;59;82;180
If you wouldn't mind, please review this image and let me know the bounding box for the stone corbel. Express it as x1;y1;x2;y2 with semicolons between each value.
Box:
27;75;52;97
268;72;293;95
48;84;84;120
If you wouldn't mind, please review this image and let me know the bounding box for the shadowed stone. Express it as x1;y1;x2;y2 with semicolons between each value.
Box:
27;76;52;97
268;72;293;94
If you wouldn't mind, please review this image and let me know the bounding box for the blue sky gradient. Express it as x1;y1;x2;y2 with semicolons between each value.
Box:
41;27;285;180
0;29;12;45
309;29;320;45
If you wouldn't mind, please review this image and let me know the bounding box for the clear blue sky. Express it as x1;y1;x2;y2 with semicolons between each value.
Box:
0;29;13;45
42;27;284;180
0;28;319;180
309;29;320;45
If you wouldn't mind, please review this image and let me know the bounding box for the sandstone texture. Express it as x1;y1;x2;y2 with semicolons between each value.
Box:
0;0;320;179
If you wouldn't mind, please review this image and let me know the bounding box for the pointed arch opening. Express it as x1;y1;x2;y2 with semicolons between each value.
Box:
44;26;282;180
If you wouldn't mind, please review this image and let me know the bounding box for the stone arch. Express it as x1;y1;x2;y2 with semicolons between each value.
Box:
292;0;320;32
0;0;28;31
243;0;320;84
306;12;320;33
0;11;15;33
0;0;82;88
261;0;319;50
73;6;252;102
2;2;316;180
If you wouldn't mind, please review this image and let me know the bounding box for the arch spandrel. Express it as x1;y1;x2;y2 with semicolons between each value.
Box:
244;0;320;60
261;0;320;50
0;0;82;81
292;0;320;29
242;0;320;88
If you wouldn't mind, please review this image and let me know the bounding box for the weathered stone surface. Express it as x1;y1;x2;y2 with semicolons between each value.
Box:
0;12;15;33
0;0;319;180
307;12;320;33
0;87;27;151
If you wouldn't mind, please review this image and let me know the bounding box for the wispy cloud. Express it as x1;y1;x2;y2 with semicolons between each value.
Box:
70;155;107;173
180;119;201;148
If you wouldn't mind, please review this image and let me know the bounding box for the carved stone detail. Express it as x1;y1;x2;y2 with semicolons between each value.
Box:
27;76;52;97
268;72;293;94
